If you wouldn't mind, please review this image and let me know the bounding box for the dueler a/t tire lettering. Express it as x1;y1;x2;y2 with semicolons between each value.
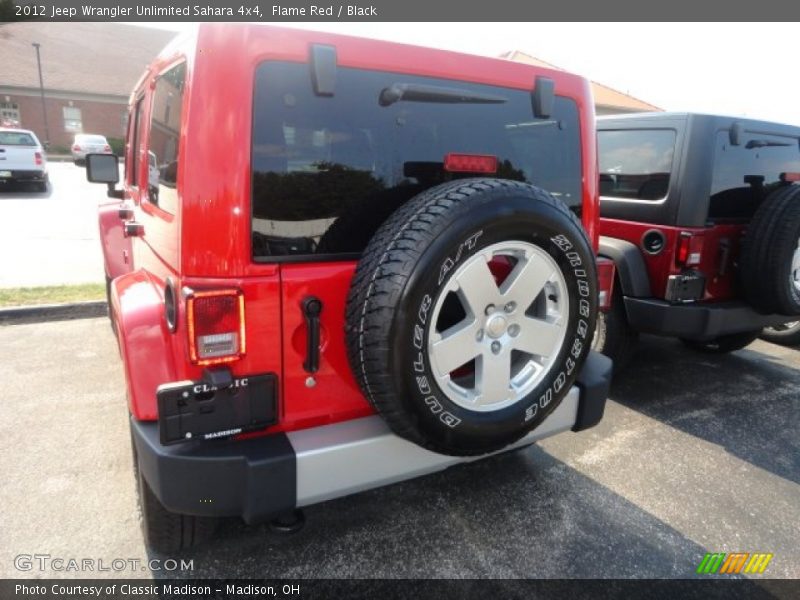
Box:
345;179;598;456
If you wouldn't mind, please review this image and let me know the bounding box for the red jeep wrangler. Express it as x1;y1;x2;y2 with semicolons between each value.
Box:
86;24;612;552
593;112;800;364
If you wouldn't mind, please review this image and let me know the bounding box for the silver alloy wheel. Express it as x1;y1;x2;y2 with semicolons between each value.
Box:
792;237;800;294
427;240;569;413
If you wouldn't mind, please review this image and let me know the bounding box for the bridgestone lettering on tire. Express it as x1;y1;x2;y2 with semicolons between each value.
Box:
345;179;598;456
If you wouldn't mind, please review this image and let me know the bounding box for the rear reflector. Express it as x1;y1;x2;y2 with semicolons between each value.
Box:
781;172;800;182
444;153;498;174
596;257;616;311
187;289;246;365
676;232;703;267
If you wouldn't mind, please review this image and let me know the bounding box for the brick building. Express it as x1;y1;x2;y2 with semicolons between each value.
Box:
0;22;176;150
0;24;660;149
501;50;661;116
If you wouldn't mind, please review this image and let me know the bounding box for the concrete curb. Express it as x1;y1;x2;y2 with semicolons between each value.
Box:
0;301;108;325
46;155;126;163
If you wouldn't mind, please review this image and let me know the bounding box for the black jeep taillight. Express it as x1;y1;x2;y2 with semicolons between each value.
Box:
596;257;616;311
186;289;246;365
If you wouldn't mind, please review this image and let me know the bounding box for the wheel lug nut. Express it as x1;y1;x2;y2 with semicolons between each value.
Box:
491;341;502;354
476;329;484;342
508;324;520;337
504;301;516;313
485;304;495;315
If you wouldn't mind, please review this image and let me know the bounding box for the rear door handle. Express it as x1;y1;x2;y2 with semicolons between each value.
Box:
301;296;322;373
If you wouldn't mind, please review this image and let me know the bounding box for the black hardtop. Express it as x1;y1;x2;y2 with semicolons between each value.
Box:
598;111;800;139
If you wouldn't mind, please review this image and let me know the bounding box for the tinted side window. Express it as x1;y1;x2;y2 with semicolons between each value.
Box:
710;130;800;221
251;62;581;259
147;62;185;214
598;129;676;201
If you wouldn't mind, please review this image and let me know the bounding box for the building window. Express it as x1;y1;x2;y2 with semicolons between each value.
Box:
0;102;21;127
63;106;83;133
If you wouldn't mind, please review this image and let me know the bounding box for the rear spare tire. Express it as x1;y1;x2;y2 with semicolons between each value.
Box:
345;179;597;456
739;184;800;315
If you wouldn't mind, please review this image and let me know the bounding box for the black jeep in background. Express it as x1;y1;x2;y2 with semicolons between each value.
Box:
593;112;800;365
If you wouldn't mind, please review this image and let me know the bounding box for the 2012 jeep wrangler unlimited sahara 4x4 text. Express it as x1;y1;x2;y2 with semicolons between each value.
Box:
86;24;613;552
593;112;800;364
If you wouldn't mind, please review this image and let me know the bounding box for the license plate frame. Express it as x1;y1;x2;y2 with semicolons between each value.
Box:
156;373;277;445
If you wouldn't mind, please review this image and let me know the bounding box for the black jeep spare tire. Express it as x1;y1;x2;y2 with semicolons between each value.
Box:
739;184;800;315
345;179;598;456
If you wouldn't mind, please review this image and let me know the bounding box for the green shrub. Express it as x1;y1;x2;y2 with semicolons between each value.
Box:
107;137;125;156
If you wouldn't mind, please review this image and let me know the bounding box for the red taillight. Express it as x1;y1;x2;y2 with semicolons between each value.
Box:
103;145;111;152
73;145;81;151
443;153;498;174
186;289;246;365
676;232;703;267
781;172;800;182
596;257;616;311
34;151;42;166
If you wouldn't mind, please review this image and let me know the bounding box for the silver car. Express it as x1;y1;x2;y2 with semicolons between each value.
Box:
71;134;111;165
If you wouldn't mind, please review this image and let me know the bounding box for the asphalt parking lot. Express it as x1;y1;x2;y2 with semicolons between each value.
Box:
0;161;107;287
0;318;798;579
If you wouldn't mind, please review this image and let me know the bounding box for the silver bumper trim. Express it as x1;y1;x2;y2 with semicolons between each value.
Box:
287;385;580;507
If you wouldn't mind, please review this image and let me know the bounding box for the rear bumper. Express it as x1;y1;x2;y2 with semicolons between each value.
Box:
0;169;46;182
131;351;612;523
624;297;795;340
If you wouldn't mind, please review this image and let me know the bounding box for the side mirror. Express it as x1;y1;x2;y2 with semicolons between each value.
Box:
86;153;123;199
86;153;119;183
729;121;743;147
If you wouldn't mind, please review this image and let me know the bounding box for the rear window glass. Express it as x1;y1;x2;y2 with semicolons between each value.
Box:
598;129;676;201
0;131;37;146
251;61;581;259
709;130;800;221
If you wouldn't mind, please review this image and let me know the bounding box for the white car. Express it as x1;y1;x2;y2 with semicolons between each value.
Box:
0;127;48;192
71;134;112;165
